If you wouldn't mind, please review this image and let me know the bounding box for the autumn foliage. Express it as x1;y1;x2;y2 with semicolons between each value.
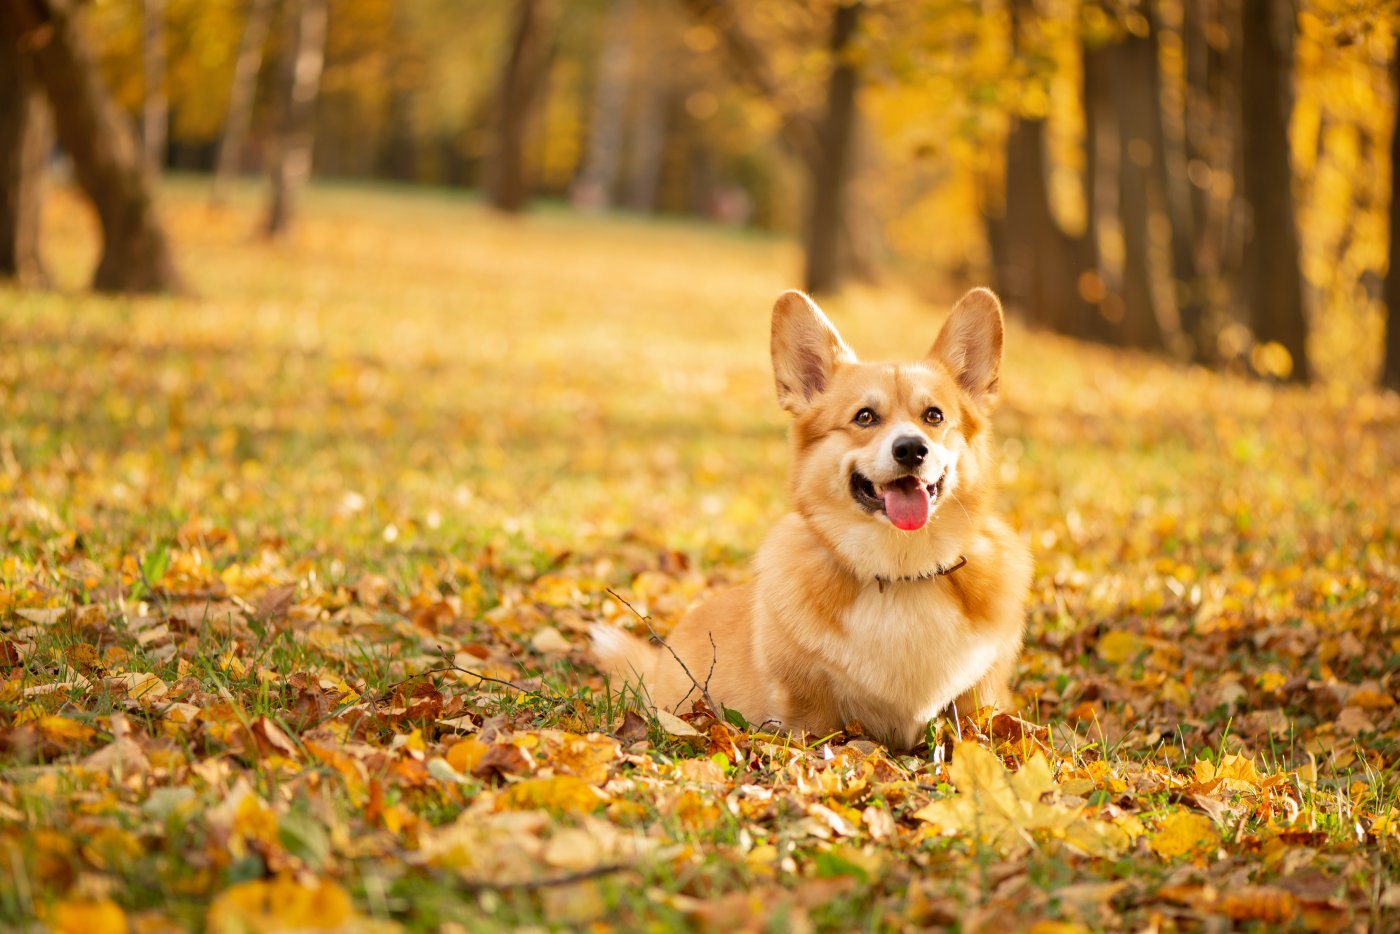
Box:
0;181;1393;929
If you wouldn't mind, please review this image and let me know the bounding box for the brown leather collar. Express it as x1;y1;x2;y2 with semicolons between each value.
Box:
874;555;967;593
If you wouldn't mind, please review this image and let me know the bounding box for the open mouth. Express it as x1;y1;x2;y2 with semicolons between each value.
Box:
850;470;946;531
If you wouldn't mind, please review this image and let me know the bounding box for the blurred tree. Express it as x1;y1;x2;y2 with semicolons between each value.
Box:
265;0;327;237
624;42;668;212
1177;0;1242;365
1146;2;1206;360
377;4;421;183
212;0;276;202
0;28;50;286
1386;28;1400;392
1240;0;1309;381
489;0;557;212
0;0;181;293
804;0;863;295
1108;17;1166;350
678;0;872;295
989;0;1099;338
572;0;634;210
142;0;167;173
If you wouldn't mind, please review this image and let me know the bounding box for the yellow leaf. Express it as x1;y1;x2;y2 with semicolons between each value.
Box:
1192;753;1264;792
546;731;620;784
207;876;352;934
109;672;168;701
1149;810;1219;860
911;743;1128;857
496;775;609;814
46;898;128;934
445;736;487;774
1028;923;1091;934
1096;631;1144;664
38;716;95;746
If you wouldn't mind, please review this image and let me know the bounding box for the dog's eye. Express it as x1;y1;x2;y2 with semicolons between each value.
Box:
923;406;944;425
853;407;878;427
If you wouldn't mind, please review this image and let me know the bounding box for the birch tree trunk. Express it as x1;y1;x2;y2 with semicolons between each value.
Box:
141;0;166;173
624;51;667;213
212;0;275;203
265;0;327;238
572;0;634;210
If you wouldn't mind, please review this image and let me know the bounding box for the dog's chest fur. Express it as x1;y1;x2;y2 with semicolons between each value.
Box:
821;581;1000;744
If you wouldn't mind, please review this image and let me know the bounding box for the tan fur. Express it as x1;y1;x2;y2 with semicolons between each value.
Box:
592;288;1031;750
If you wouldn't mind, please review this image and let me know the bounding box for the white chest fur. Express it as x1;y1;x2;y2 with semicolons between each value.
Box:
823;581;999;744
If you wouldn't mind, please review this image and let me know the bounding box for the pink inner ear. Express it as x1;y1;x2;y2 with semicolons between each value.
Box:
793;343;829;400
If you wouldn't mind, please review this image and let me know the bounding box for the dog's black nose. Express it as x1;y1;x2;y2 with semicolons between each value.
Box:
892;435;928;468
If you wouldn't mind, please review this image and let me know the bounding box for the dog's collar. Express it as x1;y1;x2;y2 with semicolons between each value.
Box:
874;555;967;593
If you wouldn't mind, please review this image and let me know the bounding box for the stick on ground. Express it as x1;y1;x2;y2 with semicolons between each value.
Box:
606;588;721;719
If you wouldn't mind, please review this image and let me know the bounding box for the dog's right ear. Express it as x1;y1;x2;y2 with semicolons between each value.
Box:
771;290;856;414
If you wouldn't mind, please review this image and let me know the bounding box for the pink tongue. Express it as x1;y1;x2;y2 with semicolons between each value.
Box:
882;478;930;531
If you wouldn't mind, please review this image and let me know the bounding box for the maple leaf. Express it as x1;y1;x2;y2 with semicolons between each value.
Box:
913;743;1129;857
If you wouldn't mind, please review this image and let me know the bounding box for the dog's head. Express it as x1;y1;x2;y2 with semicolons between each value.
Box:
771;288;1004;573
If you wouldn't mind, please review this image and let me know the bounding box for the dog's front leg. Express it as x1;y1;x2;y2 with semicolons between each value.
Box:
763;675;842;741
951;650;1015;718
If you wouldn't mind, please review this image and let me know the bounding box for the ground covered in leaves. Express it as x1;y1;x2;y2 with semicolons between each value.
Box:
2;178;1398;932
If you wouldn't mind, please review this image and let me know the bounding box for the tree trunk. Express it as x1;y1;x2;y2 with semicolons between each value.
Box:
488;0;556;213
1109;30;1166;351
1149;8;1205;360
1179;0;1239;365
572;0;634;210
212;0;275;202
0;0;181;293
264;0;327;238
142;0;166;174
1383;31;1400;391
994;112;1097;334
1240;0;1309;381
375;2;421;183
1080;38;1117;341
624;55;667;212
803;0;862;296
988;0;1098;334
0;26;50;287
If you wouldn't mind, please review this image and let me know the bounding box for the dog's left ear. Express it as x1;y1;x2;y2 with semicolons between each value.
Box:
929;287;1004;405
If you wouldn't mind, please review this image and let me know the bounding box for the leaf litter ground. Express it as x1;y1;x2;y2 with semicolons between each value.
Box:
1;178;1397;932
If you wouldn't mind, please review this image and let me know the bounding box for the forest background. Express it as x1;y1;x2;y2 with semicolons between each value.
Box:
1;0;1398;931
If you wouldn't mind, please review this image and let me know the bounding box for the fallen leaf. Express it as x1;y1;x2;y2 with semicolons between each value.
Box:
1149;810;1219;860
496;775;609;814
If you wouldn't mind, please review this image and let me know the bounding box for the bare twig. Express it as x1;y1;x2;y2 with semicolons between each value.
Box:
380;652;553;702
705;631;718;696
606;588;720;719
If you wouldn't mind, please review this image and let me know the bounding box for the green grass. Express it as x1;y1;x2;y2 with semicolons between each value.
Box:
1;175;1397;931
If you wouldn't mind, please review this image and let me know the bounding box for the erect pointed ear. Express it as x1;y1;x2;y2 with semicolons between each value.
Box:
929;287;1004;405
771;290;857;414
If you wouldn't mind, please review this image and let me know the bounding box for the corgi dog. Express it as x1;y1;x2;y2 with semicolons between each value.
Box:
592;288;1030;750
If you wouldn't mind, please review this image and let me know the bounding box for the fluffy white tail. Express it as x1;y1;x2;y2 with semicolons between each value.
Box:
589;623;658;699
